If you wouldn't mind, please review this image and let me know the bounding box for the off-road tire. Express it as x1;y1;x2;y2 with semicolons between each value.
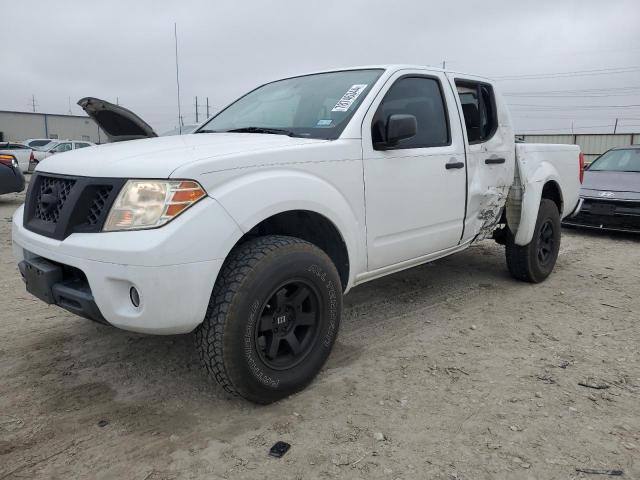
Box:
195;235;342;404
506;199;561;283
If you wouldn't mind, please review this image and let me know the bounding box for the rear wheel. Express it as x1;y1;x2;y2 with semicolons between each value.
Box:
506;199;561;283
195;235;342;404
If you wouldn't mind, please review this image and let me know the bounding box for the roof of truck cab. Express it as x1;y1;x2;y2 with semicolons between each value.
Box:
285;64;493;81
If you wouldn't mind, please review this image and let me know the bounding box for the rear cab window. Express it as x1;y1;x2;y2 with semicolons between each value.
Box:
455;80;498;144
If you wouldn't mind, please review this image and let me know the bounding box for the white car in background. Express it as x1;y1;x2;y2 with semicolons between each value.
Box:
30;140;95;171
0;142;32;173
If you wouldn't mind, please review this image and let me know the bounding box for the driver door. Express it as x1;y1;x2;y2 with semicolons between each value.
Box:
362;70;467;271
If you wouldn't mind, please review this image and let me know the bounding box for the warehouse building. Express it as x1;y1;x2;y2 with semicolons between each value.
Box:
0;110;107;144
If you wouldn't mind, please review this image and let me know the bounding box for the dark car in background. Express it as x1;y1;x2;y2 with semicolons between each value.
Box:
563;146;640;233
0;153;26;196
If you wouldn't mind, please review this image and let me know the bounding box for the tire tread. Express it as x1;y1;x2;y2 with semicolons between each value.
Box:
195;235;315;398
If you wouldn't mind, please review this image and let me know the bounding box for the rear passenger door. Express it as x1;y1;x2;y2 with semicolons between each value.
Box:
362;70;467;271
451;76;515;243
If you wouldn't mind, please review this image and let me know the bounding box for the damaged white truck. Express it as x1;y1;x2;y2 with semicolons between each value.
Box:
13;65;583;403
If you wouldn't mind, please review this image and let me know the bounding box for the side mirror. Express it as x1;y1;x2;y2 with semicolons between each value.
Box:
385;114;417;148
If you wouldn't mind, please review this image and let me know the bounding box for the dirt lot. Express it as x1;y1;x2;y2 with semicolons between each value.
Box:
1;184;639;480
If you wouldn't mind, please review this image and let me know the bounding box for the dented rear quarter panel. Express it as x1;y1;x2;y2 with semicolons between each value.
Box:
511;143;581;245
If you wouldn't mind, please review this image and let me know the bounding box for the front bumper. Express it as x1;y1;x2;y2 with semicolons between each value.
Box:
562;197;640;233
12;198;242;334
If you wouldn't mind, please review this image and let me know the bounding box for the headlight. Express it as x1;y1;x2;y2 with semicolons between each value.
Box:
0;154;18;169
103;180;206;231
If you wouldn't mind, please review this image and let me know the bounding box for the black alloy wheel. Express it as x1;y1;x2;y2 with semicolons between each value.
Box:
255;280;321;370
537;219;555;266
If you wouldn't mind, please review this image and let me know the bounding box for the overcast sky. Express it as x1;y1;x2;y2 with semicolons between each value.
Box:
3;0;639;134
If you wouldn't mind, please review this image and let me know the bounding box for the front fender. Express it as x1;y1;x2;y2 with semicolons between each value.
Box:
513;160;562;246
208;169;366;289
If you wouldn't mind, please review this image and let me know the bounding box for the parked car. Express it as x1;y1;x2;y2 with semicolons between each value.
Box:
13;65;582;403
0;142;32;172
563;145;640;233
30;139;95;171
23;138;56;149
0;153;25;195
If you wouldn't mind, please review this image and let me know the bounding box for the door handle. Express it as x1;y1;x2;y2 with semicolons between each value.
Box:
445;160;465;169
485;157;506;165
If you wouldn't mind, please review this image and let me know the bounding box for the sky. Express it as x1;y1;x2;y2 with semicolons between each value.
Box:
2;0;640;135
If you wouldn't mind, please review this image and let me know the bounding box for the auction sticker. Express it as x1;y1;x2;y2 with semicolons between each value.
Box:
332;84;368;112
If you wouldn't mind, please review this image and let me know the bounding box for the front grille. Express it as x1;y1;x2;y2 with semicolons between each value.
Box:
33;176;76;224
86;186;113;225
567;198;640;232
24;173;126;240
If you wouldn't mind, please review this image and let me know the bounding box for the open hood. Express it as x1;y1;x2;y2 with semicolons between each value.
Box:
77;97;158;142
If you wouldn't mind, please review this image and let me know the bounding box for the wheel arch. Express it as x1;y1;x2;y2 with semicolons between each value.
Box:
541;180;563;215
239;210;350;290
512;156;565;246
208;169;365;291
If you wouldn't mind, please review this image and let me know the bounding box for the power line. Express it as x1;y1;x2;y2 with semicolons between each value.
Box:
508;103;640;110
504;86;640;95
494;66;640;80
504;93;640;98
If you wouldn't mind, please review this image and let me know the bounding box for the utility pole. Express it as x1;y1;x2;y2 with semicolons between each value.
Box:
31;95;37;112
442;60;446;69
68;96;72;115
206;97;210;118
195;96;199;122
174;23;183;133
116;97;119;106
614;118;619;134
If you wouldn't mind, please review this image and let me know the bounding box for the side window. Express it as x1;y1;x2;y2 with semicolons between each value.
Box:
455;80;497;143
372;76;450;149
74;142;90;149
52;142;72;153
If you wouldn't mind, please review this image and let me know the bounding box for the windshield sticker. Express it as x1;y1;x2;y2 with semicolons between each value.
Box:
331;84;368;112
316;119;333;127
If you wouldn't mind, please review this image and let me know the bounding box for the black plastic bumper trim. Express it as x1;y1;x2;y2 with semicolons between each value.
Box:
18;257;110;326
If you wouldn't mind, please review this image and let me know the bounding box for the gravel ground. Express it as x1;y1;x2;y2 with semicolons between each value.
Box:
1;184;639;480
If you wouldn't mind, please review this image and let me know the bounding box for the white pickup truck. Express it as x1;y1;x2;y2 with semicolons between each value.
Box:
13;65;583;403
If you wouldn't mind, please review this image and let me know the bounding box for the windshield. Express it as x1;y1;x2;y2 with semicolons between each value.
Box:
198;69;384;140
29;140;53;147
589;148;640;172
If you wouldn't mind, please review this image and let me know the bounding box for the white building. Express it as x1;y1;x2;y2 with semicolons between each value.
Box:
0;110;107;144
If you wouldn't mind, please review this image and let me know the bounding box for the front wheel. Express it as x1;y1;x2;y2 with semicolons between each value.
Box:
195;235;342;404
505;199;561;283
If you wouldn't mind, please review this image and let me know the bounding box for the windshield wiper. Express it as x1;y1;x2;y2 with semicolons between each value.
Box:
225;126;298;137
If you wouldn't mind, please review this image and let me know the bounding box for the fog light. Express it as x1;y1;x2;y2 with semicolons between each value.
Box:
130;287;140;307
